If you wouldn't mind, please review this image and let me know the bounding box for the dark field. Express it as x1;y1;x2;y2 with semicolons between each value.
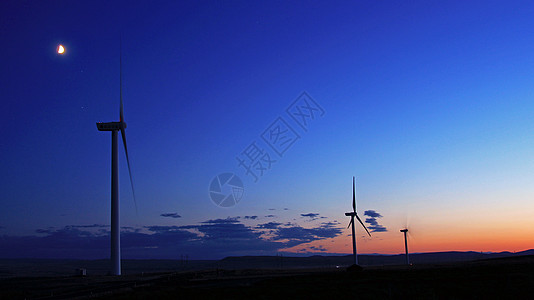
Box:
2;255;534;299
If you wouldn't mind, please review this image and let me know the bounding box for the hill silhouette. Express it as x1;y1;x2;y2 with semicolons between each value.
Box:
1;249;533;278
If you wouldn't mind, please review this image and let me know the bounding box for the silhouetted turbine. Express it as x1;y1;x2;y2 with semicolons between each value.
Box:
96;41;136;276
345;177;371;266
400;228;410;265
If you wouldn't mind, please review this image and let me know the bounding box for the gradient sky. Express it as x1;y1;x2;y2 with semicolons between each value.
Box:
1;0;534;260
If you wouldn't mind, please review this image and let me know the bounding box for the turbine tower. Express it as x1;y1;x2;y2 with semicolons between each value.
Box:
345;177;371;266
400;228;410;265
96;42;136;276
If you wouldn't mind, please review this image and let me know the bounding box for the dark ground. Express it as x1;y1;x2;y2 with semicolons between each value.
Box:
2;255;534;299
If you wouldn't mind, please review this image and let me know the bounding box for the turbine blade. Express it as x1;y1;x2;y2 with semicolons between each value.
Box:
119;37;124;123
407;229;415;241
352;176;356;212
355;214;371;237
121;128;138;216
347;218;354;229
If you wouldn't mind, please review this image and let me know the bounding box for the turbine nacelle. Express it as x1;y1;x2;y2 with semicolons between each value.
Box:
345;212;357;217
400;229;408;233
96;121;127;131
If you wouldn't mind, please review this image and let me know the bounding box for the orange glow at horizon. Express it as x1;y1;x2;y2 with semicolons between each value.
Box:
281;224;534;255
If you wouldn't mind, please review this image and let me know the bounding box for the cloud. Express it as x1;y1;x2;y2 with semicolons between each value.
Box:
363;210;387;232
121;226;140;233
144;225;184;233
272;222;343;246
35;228;54;234
0;217;345;260
309;245;327;252
186;219;260;240
320;221;340;227
72;224;109;228
300;213;320;220
201;217;240;224
0;224;238;259
365;218;378;226
256;222;282;229
368;225;387;232
364;210;382;218
244;216;258;220
160;213;181;219
265;215;276;218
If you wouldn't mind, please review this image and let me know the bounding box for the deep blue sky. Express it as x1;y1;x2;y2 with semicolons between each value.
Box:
1;1;534;259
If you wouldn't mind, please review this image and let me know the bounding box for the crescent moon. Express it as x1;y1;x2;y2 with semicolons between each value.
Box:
57;45;65;54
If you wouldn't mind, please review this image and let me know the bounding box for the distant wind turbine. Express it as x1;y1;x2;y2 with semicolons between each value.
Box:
345;177;371;267
400;228;410;265
96;41;136;276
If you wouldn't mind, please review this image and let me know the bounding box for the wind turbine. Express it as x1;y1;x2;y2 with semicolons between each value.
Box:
400;228;410;265
345;177;371;266
96;42;136;276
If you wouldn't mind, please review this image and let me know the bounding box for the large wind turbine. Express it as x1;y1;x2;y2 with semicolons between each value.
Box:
345;177;371;266
96;42;136;276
